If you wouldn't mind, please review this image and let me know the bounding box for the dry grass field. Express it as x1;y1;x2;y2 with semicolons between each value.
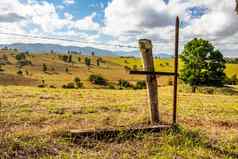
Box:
0;86;238;158
0;50;238;158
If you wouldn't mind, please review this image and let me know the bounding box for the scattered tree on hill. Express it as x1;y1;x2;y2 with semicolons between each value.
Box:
180;38;226;92
62;55;68;62
225;57;238;64
68;54;72;63
85;57;91;67
124;66;131;72
78;57;81;63
65;67;69;73
16;53;26;61
96;58;101;66
16;53;32;67
118;80;131;88
89;74;107;85
42;64;48;72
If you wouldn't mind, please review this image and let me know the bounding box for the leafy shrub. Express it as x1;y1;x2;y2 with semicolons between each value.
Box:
16;60;32;67
78;57;81;62
17;70;23;75
124;66;131;71
89;74;107;85
62;82;75;89
49;85;56;89
38;84;46;88
134;80;146;89
85;57;91;66
65;67;69;73
42;63;47;72
118;80;131;88
74;77;83;88
16;53;26;61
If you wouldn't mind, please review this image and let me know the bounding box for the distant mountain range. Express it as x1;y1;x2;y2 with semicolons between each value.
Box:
0;43;172;58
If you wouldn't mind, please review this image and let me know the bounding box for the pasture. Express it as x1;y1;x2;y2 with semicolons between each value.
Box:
0;85;238;158
0;51;238;158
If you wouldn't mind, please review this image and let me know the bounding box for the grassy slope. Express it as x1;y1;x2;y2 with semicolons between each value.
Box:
1;51;238;158
0;86;238;158
1;51;237;88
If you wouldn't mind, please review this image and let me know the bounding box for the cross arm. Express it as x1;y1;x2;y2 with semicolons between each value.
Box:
129;70;177;76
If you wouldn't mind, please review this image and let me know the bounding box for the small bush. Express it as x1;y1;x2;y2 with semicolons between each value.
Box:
89;74;107;85
17;70;23;75
118;80;131;88
134;80;146;89
49;85;56;89
62;82;75;89
16;60;32;67
85;57;91;66
65;67;69;73
38;84;46;88
42;64;47;72
74;77;83;88
124;66;131;71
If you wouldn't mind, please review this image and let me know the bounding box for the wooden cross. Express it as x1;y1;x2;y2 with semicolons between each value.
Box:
130;17;180;125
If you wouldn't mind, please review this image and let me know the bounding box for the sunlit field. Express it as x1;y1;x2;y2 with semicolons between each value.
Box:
0;51;238;158
0;85;238;158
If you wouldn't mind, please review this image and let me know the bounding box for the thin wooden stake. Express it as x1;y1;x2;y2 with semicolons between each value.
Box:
139;39;159;124
173;16;180;124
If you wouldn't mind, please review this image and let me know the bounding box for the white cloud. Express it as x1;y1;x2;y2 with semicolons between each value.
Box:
0;0;237;56
63;0;75;5
0;0;100;37
102;0;238;56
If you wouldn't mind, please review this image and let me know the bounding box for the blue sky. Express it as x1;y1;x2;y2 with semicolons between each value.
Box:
0;0;237;56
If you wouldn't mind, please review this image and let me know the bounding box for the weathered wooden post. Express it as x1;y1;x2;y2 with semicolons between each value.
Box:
173;16;180;124
139;39;159;124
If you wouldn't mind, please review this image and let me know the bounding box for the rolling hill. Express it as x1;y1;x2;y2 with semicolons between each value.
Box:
0;43;172;58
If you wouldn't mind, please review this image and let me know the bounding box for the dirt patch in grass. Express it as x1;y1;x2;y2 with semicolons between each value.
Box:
0;73;39;86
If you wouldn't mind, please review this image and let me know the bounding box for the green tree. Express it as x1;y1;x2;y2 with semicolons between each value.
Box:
85;57;91;66
42;63;47;72
180;38;226;90
78;57;81;63
74;77;83;88
68;55;72;63
96;58;100;66
16;53;26;61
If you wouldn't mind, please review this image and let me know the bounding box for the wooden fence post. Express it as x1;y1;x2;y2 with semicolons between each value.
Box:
139;39;160;124
173;16;179;125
